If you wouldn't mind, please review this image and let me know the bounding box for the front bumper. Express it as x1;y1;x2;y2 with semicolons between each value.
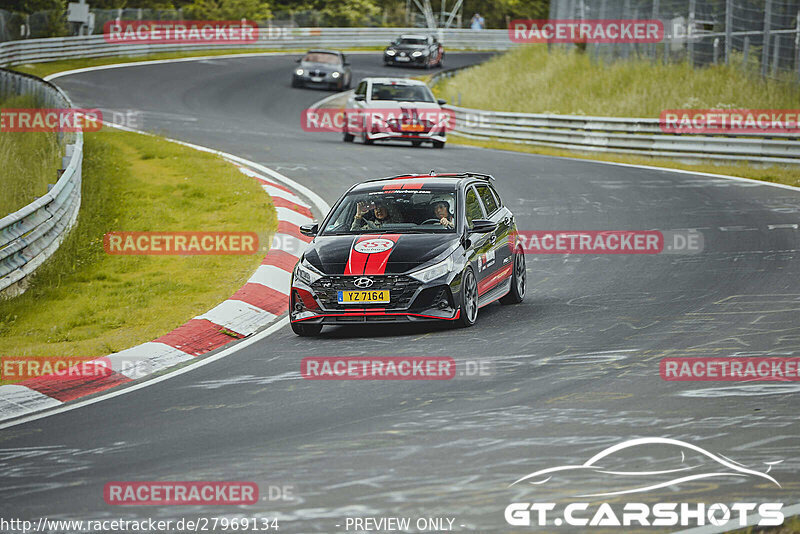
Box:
290;274;460;325
293;73;342;88
384;53;428;66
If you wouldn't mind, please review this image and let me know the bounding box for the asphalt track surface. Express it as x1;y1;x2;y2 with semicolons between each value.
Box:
2;52;800;533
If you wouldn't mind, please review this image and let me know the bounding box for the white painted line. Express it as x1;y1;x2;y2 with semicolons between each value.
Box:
41;51;380;83
672;502;800;534
0;318;290;430
0;385;62;421
195;299;277;337
275;206;314;227
106;342;195;379
249;265;292;292
261;184;302;203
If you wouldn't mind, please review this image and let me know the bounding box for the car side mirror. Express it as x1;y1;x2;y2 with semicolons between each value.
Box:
469;219;497;234
300;223;319;237
296;58;302;63
437;99;447;105
354;94;366;101
343;61;350;66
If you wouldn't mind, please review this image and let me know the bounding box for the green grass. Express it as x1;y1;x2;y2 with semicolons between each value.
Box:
0;129;276;372
435;44;800;116
0;94;63;216
433;45;800;187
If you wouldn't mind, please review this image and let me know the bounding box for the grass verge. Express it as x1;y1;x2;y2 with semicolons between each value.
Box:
434;45;800;116
729;515;800;533
0;128;276;380
0;94;63;216
433;45;800;187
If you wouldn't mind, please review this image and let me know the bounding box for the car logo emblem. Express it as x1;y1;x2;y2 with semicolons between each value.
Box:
353;277;374;288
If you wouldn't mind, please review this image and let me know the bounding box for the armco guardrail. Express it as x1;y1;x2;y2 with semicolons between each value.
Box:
430;68;800;165
0;68;82;296
0;28;510;66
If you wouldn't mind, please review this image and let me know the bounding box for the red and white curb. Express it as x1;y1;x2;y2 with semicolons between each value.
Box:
0;148;323;423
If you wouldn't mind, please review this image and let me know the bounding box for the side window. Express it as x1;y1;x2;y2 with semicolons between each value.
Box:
488;185;502;208
355;81;367;96
465;187;485;229
476;185;499;216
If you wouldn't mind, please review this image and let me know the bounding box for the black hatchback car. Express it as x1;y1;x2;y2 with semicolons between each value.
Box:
383;34;444;68
289;172;525;336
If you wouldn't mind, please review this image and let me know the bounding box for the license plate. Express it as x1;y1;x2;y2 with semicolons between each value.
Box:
337;290;390;304
396;56;410;62
401;124;424;132
311;77;323;82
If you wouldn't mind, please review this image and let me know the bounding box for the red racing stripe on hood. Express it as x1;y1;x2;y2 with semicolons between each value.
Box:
344;234;401;275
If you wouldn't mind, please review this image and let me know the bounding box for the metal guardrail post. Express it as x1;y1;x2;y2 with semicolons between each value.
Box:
761;0;773;78
724;0;732;65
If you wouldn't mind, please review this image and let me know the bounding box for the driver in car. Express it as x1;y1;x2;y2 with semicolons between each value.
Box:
352;200;392;230
433;199;455;229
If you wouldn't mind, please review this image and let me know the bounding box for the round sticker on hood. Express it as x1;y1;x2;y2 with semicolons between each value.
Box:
354;238;395;254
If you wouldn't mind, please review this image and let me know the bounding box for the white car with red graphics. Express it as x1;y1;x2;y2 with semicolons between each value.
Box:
343;77;449;148
289;172;526;336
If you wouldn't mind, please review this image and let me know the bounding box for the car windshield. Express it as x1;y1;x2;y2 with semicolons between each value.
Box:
370;83;435;102
302;53;340;64
398;38;427;45
321;187;458;235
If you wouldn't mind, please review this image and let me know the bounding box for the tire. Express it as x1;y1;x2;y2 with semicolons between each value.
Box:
433;140;445;149
362;130;374;145
343;131;355;142
455;267;479;328
500;249;526;305
411;140;422;147
291;321;323;336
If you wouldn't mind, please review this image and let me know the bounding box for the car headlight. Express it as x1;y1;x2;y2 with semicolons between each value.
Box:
295;69;304;76
386;49;396;56
295;258;323;285
331;71;341;78
411;51;423;57
410;255;454;283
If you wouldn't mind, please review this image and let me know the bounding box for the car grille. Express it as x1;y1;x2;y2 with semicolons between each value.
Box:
311;275;422;311
309;69;327;77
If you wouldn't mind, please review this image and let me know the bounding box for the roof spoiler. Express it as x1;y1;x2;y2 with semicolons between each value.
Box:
365;172;496;182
